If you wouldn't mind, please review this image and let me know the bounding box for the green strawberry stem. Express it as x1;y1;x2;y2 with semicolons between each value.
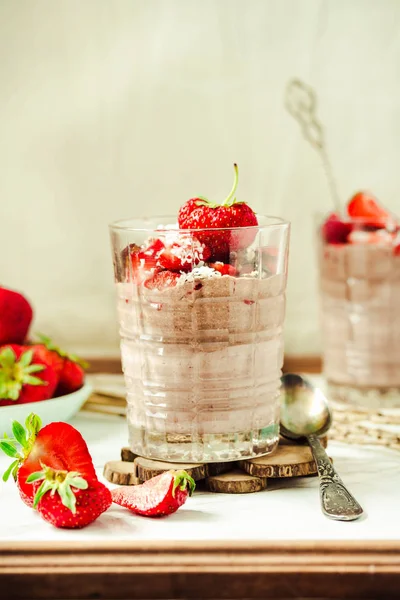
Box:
172;470;196;497
223;162;239;206
27;465;88;513
197;163;242;209
0;413;42;481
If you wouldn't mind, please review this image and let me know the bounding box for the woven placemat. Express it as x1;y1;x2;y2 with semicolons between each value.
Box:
82;394;400;451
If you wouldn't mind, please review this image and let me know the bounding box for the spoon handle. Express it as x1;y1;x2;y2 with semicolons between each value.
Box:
307;434;364;521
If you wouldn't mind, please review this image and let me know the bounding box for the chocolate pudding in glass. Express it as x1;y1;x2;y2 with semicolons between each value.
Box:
318;192;400;408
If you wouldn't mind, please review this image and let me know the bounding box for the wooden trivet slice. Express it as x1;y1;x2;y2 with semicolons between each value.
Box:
134;457;207;482
103;460;141;485
205;470;267;494
239;443;331;478
121;447;138;462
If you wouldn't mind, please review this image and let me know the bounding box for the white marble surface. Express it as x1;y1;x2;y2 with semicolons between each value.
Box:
1;409;400;543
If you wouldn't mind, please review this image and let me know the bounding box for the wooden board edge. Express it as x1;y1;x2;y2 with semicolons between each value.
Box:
0;540;399;600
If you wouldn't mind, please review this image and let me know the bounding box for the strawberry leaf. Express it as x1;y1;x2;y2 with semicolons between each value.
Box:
2;459;19;482
26;471;46;483
23;375;46;386
0;347;16;368
25;413;42;436
24;364;45;374
69;476;88;490
0;441;19;458
32;480;53;509
19;350;33;368
11;421;27;447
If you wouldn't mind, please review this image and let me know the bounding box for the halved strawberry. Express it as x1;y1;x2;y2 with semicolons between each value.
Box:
347;192;393;227
112;470;195;517
27;466;111;529
0;413;97;507
144;271;180;291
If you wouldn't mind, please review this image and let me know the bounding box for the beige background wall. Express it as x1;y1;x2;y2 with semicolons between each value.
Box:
1;0;399;357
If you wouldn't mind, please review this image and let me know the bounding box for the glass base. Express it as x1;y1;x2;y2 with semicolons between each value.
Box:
128;423;280;463
327;381;400;410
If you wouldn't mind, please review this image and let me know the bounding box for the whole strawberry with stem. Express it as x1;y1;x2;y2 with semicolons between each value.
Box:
0;287;33;345
112;470;195;517
32;334;88;395
0;345;58;406
178;164;258;261
27;465;111;529
0;413;97;507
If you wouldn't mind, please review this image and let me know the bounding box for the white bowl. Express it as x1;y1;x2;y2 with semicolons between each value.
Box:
0;383;93;435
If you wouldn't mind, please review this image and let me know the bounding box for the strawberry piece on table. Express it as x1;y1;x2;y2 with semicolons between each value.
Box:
347;192;393;227
178;164;258;261
209;262;237;276
112;470;195;517
321;213;352;244
0;345;58;407
0;413;97;507
0;287;33;345
27;465;111;529
144;270;181;291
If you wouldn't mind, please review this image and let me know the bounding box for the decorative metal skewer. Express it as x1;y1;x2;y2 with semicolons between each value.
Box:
285;78;341;214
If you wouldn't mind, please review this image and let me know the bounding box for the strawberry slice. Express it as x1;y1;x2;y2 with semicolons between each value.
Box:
144;271;180;291
209;262;237;276
158;239;211;272
321;213;353;244
0;413;97;507
347;192;392;227
111;470;195;517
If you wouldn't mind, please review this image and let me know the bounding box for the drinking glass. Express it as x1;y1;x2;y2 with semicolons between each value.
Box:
318;217;400;408
110;216;290;462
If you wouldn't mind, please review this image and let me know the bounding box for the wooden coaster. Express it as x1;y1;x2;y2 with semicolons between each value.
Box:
111;438;330;491
205;470;267;494
103;460;141;485
239;443;330;478
135;457;207;482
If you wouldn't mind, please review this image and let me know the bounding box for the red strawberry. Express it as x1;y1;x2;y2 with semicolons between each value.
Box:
0;345;58;407
121;240;164;282
209;262;237;276
144;270;180;291
157;238;211;272
178;164;258;261
347;192;393;227
0;287;33;345
27;466;111;529
57;360;85;395
0;413;97;507
321;213;353;244
111;470;195;517
31;335;87;395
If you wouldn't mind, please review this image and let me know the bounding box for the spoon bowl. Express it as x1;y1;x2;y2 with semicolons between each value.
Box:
280;373;332;440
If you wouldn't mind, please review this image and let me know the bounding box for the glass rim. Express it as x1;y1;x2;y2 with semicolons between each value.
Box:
109;214;290;233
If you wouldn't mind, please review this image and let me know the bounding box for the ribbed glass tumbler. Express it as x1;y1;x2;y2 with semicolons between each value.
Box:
110;216;290;462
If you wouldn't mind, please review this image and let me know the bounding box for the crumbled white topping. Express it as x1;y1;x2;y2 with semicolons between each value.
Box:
177;266;222;285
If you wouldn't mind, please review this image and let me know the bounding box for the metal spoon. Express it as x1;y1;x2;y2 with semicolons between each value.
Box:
280;373;364;521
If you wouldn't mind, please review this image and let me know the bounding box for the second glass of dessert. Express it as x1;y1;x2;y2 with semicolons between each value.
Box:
110;165;290;462
319;192;400;408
